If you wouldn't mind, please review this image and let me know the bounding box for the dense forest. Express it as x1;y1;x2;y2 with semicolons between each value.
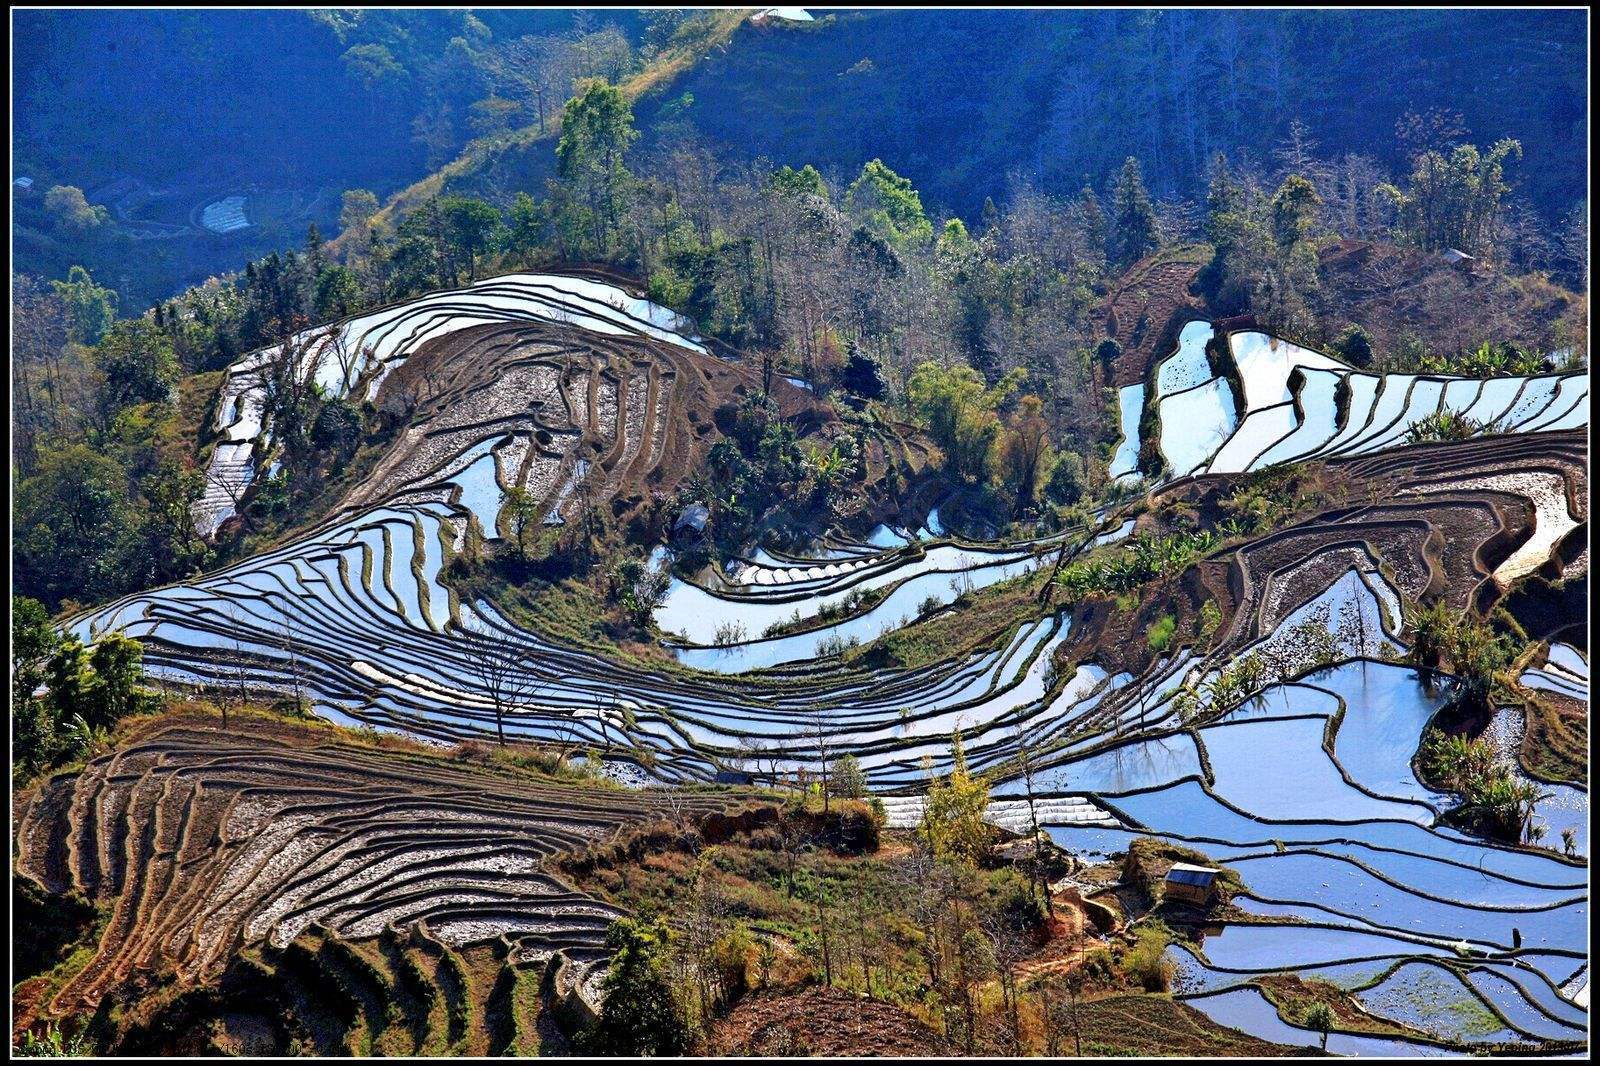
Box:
658;9;1588;225
11;9;1586;312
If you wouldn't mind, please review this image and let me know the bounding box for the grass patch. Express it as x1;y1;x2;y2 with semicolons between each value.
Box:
1147;613;1177;652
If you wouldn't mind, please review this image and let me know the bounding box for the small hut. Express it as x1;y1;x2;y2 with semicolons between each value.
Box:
1163;862;1220;905
672;502;711;546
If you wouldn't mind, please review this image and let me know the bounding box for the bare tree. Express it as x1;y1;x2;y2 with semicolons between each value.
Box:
1013;723;1055;918
457;629;550;746
1043;967;1088;1056
983;910;1031;1054
807;710;833;812
276;606;306;713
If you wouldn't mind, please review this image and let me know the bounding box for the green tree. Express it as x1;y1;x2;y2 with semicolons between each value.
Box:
1445;615;1512;714
999;394;1051;516
12;597;63;771
1271;174;1322;247
1204;154;1242;244
1110;156;1158;268
130;461;213;587
1331;323;1374;368
467;94;522;138
553;79;639;257
15;445;134;607
83;634;148;731
845;159;932;246
44;185;109;232
311;399;362;461
341;43;407;92
504;191;548;264
906;362;1024;482
391;204;449;294
314;265;361;319
438;196;504;281
93;318;179;414
922;734;990;865
1302;1002;1335;1051
1384;138;1523;256
50;266;117;345
1043;451;1087;507
832;753;868;799
770;163;828;201
591;917;688;1056
838;347;886;402
503;486;543;561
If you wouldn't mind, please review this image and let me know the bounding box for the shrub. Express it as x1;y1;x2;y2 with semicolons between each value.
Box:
710;923;754;1003
1124;923;1174;992
1418;727;1548;844
814;632;860;657
1330;323;1374;367
590;917;688;1056
1043;451;1087;507
1406;407;1483;444
1056;530;1218;600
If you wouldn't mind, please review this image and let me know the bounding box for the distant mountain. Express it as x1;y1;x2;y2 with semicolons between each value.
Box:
12;8;1586;309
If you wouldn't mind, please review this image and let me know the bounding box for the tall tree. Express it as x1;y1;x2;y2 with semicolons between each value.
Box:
50;266;117;345
1110;156;1159;268
438;196;504;280
553;79;638;257
846;159;933;246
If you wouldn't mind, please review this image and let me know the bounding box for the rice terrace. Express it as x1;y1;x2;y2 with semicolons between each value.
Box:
9;5;1591;1059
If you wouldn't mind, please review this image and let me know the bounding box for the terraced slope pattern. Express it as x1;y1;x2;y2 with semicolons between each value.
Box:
14;717;730;1022
52;273;1592;1051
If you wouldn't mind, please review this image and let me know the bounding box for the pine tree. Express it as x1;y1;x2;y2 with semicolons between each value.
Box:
1110;156;1158;268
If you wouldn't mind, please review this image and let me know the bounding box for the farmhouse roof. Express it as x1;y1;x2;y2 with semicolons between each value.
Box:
1165;862;1220;887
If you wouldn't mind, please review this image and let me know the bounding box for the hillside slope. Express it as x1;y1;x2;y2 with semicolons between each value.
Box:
645;9;1585;222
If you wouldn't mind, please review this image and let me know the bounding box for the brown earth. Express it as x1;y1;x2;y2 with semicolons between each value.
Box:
1057;430;1587;687
1314;238;1584;364
1101;245;1212;387
708;986;953;1056
11;710;741;1023
1099;239;1584;392
1073;993;1310;1057
346;316;834;533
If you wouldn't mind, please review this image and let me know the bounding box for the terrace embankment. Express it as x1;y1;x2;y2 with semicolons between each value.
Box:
1061;429;1587;682
10;709;748;1051
340;317;833;535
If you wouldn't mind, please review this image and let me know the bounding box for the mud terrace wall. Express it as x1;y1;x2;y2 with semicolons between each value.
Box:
1148;325;1588;480
193;273;708;537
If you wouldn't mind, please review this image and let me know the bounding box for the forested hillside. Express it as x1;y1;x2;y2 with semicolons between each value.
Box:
654;9;1587;225
13;9;1586;312
11;8;646;308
